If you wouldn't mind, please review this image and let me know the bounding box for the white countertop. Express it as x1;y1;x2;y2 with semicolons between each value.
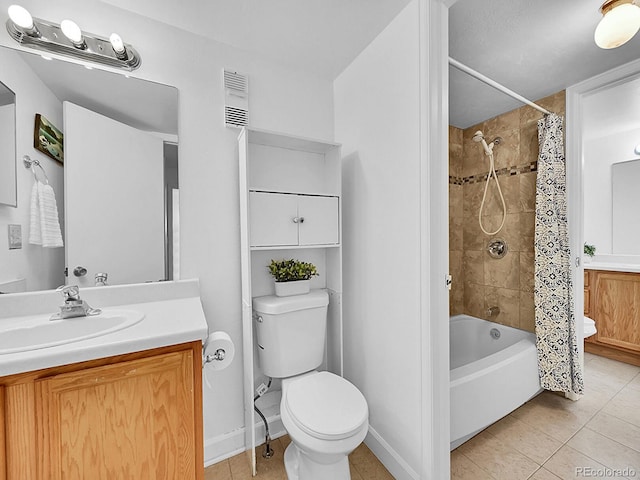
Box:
0;280;209;377
584;254;640;273
584;263;640;273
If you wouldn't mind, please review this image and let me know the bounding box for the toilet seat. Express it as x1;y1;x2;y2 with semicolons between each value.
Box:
284;371;368;441
584;316;597;337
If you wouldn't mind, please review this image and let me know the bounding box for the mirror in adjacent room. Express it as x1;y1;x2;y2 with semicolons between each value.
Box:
0;45;179;293
612;159;640;255
582;73;640;262
0;80;16;207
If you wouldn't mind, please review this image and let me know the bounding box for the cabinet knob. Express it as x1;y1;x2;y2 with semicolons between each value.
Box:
292;216;305;224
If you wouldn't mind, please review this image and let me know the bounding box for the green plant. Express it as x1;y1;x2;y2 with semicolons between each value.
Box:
268;259;319;282
584;243;596;257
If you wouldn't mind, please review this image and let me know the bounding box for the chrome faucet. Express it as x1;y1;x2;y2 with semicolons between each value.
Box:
486;306;500;317
51;285;102;320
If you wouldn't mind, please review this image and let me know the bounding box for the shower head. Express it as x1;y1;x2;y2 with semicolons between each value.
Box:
473;130;494;156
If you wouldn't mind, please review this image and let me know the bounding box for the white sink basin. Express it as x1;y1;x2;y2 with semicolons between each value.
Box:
0;309;145;355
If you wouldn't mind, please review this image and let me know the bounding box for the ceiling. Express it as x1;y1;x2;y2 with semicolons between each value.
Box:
8;0;638;133
449;0;640;129
99;0;412;80
98;0;640;129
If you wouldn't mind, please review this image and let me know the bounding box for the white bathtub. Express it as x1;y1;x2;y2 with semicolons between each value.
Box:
450;314;542;450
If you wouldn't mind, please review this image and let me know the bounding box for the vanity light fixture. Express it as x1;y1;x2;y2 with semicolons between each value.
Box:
5;4;141;71
595;0;640;49
60;19;85;49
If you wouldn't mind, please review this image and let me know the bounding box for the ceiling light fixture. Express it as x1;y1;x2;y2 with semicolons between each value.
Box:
5;4;141;71
595;0;640;49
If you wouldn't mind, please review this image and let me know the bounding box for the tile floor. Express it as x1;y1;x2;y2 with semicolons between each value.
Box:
451;352;640;480
204;434;394;480
205;353;638;480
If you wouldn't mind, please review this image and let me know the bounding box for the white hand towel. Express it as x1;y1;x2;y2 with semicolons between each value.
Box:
29;180;63;248
29;181;41;245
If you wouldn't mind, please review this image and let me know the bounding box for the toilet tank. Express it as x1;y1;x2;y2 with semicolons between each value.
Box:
253;290;329;378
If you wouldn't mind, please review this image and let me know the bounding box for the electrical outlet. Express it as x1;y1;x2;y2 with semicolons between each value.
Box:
8;224;22;249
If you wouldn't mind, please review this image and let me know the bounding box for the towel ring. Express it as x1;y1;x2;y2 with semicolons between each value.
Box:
23;155;49;185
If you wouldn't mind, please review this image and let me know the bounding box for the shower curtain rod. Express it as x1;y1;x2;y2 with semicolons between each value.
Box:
449;57;552;116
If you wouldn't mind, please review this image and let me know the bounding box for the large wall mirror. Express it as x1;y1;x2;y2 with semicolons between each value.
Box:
612;159;640;255
0;45;179;293
583;73;640;261
0;79;16;207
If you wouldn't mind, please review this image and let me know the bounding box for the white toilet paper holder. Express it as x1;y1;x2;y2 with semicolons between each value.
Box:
202;330;235;371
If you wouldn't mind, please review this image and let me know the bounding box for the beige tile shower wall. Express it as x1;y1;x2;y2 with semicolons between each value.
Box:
448;91;565;331
449;125;464;315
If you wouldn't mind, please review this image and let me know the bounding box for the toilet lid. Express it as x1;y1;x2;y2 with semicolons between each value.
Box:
285;371;368;441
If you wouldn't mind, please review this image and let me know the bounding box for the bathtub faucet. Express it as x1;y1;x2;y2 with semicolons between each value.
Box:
486;306;500;317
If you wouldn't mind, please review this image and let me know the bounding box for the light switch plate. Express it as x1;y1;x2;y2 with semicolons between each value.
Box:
8;224;22;249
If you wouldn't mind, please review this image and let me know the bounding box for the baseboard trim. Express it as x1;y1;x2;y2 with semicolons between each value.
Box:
205;417;419;480
365;426;420;480
204;415;286;467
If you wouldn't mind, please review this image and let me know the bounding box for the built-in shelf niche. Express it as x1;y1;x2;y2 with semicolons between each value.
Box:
238;127;343;476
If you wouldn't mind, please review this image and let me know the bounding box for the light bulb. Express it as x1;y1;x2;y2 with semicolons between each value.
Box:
109;33;125;54
595;3;640;49
634;144;640;155
7;4;33;29
60;19;84;46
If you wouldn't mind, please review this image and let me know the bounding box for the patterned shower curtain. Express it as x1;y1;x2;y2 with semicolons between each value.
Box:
534;113;584;396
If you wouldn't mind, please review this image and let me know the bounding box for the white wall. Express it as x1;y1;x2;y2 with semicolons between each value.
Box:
0;0;334;463
0;47;65;292
583;128;640;254
334;1;423;477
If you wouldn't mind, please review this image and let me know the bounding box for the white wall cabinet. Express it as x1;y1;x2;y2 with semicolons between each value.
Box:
238;128;343;476
249;192;339;247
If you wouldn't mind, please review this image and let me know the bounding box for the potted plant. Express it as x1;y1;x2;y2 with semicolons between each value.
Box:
268;259;319;296
584;243;596;261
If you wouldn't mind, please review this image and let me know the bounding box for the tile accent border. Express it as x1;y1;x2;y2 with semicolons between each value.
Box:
449;161;537;185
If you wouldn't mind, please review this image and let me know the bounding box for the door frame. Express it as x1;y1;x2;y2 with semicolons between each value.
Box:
566;57;640;365
421;0;452;477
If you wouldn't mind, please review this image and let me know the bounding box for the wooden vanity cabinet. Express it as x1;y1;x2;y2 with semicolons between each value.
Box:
0;341;204;480
0;386;5;480
583;270;591;316
584;269;640;366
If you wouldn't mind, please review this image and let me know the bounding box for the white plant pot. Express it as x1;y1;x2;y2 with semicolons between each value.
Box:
274;280;310;297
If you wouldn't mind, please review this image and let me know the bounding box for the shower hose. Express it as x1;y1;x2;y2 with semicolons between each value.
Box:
478;150;506;235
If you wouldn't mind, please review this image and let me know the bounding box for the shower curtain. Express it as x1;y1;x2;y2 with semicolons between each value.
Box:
534;113;584;396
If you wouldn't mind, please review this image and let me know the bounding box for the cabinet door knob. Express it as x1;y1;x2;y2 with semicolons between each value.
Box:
292;216;305;224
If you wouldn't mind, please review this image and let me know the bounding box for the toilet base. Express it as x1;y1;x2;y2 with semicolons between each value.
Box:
284;442;351;480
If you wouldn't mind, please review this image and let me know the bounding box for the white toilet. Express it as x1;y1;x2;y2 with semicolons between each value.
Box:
253;290;369;480
584;316;597;338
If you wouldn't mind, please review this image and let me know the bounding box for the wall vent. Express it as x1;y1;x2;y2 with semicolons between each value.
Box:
225;106;249;128
224;69;249;128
